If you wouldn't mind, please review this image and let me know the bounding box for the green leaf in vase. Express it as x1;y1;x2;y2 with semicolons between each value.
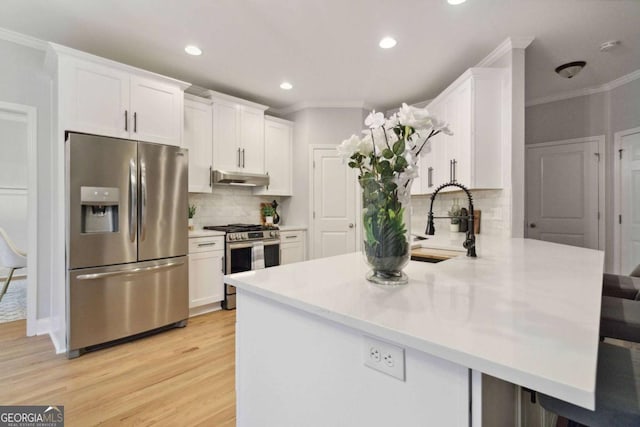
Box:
392;139;405;156
382;148;394;159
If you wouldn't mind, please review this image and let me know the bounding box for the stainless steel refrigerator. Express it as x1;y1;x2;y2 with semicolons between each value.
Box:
66;133;188;358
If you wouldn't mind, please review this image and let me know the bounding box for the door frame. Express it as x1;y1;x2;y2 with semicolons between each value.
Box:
308;144;360;260
0;101;38;336
524;135;605;251
613;126;640;274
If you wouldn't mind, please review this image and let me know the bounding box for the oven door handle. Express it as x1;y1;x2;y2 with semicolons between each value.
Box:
227;240;280;250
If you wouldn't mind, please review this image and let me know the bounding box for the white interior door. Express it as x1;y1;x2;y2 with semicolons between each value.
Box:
312;148;357;259
526;138;603;249
619;128;640;274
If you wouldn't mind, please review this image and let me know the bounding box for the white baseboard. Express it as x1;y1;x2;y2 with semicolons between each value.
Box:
189;302;222;318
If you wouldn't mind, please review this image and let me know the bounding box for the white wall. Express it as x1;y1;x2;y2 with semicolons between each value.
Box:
280;107;367;227
0;37;52;319
525;76;640;272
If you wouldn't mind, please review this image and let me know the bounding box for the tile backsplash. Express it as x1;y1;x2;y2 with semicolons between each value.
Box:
188;186;281;228
411;189;512;237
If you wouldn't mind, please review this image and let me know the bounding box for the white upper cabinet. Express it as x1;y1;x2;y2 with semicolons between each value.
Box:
254;116;293;196
183;96;213;193
210;91;268;174
418;68;504;193
50;43;188;146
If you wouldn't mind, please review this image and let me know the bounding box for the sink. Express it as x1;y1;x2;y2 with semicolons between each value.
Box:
410;247;464;264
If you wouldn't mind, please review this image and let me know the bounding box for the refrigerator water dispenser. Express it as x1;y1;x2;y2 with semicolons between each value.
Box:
80;186;119;233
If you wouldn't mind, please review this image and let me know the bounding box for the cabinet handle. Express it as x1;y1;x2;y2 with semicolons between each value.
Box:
428;167;433;188
449;160;453;182
266;171;269;190
452;159;457;183
125;110;128;131
209;166;212;187
285;235;297;239
197;242;217;247
242;149;245;168
221;256;225;273
237;148;241;167
133;112;137;133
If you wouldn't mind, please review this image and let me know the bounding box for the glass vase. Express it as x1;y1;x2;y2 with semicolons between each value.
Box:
360;175;412;286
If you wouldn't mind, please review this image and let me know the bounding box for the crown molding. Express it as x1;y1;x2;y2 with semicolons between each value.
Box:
526;69;640;107
269;100;375;116
476;36;535;68
0;27;47;51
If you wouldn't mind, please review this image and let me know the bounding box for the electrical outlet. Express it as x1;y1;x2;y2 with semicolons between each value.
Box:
362;336;405;381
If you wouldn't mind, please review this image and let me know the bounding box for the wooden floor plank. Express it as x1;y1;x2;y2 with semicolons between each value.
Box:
0;311;237;426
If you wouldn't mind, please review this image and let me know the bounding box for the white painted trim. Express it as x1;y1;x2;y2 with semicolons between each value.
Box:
0;27;47;51
264;115;294;126
36;317;51;335
47;43;191;89
475;36;535;68
270;100;374;117
526;69;640;107
184;93;213;105
208;89;268;111
613;126;640;274
525;135;606;251
0;101;38;337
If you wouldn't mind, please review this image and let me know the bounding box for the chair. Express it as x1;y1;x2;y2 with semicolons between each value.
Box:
0;228;27;302
602;272;640;300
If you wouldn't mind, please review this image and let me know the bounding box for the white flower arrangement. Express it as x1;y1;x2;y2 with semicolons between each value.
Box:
338;103;452;203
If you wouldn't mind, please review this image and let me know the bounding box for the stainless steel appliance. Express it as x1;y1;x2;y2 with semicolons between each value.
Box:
203;224;280;309
66;133;188;358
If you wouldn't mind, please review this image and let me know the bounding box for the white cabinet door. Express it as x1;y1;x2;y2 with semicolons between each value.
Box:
280;231;306;264
60;58;130;139
212;101;240;172
188;250;224;308
130;75;183;146
255;117;292;196
184;99;213;193
239;106;265;174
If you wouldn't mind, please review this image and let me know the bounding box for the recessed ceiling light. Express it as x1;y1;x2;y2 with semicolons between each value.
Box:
447;0;467;5
280;82;293;90
184;45;202;56
379;37;397;49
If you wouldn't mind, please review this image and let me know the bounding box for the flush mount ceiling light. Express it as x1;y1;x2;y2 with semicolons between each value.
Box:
447;0;467;5
280;82;293;90
379;37;397;49
555;61;586;79
184;45;202;56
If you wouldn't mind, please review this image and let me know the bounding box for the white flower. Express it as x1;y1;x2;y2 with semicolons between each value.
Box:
385;113;400;130
397;103;433;130
364;110;385;129
357;136;374;156
337;134;361;161
431;117;453;136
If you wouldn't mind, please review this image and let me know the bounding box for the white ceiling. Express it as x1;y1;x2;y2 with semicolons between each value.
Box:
0;0;638;111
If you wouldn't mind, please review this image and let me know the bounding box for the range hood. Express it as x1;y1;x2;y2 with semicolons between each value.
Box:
212;170;269;187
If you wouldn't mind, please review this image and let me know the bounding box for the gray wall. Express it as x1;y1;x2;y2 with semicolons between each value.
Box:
0;39;53;319
525;77;640;272
280;107;367;227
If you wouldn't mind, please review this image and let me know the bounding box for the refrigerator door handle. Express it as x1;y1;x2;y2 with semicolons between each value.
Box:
129;158;137;242
76;260;185;281
140;161;147;242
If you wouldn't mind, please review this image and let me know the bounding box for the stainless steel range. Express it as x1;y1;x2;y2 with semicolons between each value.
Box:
203;224;280;309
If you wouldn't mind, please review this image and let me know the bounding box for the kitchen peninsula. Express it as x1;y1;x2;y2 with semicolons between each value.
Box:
226;235;604;426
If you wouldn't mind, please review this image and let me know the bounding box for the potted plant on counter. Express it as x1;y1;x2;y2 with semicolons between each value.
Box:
448;203;461;232
188;205;196;231
261;205;275;226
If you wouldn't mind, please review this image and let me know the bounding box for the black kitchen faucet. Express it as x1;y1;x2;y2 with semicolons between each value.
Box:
425;182;477;257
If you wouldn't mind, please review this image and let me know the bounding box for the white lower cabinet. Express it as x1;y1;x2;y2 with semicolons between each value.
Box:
280;230;306;265
188;236;225;314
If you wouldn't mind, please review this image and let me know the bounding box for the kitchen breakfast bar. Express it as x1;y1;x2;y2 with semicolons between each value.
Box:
225;235;604;426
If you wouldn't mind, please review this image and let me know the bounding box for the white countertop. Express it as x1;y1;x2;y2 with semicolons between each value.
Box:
277;225;308;232
226;234;604;409
188;229;226;238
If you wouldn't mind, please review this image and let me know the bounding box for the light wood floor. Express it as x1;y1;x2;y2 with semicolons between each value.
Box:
0;310;236;426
